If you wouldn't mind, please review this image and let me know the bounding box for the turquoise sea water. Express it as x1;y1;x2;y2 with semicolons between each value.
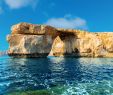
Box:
1;56;113;95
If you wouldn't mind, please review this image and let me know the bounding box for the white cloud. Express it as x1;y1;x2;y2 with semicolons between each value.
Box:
45;15;88;30
0;7;3;14
5;0;38;9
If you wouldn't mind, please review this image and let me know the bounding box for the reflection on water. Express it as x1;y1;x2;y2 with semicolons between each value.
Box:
0;56;113;94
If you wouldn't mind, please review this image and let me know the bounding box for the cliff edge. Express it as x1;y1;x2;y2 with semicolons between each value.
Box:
7;22;113;57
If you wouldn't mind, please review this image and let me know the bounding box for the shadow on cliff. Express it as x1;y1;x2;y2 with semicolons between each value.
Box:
54;30;80;57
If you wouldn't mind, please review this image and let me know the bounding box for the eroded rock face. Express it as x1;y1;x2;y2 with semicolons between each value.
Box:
11;23;57;37
7;22;113;57
50;31;113;57
7;23;58;57
7;34;54;57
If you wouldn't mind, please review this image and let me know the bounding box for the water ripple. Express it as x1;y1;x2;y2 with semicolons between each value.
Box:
0;57;113;94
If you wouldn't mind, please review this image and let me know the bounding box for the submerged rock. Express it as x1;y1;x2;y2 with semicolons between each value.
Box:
7;22;113;57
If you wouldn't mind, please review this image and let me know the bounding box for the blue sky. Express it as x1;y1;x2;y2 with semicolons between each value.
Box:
0;0;113;51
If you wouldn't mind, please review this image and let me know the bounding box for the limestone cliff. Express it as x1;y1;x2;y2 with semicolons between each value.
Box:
7;22;113;57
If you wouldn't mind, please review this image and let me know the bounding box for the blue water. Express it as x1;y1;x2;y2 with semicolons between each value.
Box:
1;56;113;95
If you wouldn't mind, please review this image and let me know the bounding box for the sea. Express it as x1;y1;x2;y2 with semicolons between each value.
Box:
0;56;113;95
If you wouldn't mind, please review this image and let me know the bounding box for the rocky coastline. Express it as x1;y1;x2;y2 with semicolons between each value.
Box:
7;22;113;57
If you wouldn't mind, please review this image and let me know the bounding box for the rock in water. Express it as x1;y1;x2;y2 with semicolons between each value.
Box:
7;23;58;57
7;22;113;57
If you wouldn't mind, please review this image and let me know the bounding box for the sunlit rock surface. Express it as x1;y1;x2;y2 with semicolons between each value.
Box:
7;22;113;57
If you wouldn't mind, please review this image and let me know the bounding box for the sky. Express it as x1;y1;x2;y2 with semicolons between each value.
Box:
0;0;113;51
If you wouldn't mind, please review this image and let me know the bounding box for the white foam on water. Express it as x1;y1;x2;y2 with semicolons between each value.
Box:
59;80;113;95
62;86;89;95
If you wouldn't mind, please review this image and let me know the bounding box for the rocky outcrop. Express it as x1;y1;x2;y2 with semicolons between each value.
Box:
0;51;8;56
7;23;58;57
7;22;113;57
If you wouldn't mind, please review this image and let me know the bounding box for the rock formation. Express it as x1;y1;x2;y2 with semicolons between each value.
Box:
7;22;113;57
0;51;8;56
